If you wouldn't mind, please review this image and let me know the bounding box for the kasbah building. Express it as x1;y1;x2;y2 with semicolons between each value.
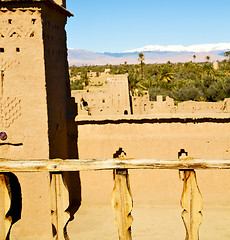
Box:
1;0;230;239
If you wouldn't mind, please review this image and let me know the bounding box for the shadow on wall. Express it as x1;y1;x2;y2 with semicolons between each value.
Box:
1;173;22;240
61;97;82;237
51;97;82;239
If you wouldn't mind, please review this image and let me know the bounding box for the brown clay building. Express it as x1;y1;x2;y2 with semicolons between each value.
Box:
0;1;80;239
1;1;230;240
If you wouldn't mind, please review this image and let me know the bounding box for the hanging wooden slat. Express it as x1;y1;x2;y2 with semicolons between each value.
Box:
181;170;203;240
0;174;11;240
50;173;70;240
112;169;133;240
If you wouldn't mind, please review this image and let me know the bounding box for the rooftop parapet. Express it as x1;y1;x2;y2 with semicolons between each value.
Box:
53;0;65;8
0;0;64;4
0;0;72;16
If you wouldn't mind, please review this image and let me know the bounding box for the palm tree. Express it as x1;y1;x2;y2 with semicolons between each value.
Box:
193;55;196;62
134;64;139;74
124;61;128;72
224;51;230;61
138;53;145;80
81;72;89;87
141;76;156;89
202;63;215;77
158;67;174;84
128;71;147;96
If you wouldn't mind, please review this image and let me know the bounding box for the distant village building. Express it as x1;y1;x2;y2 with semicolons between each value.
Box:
88;69;110;86
213;61;219;70
133;95;230;114
72;70;230;115
72;71;131;115
70;72;81;82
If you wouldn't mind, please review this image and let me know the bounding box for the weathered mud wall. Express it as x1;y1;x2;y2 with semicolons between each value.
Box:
76;114;230;206
0;2;77;239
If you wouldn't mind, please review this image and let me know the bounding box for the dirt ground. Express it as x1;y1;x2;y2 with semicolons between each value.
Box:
68;204;230;240
66;169;230;240
10;169;230;239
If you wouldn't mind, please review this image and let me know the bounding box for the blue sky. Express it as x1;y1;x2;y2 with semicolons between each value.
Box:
66;0;230;53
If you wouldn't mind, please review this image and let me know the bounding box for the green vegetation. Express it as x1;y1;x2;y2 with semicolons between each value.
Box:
69;53;230;102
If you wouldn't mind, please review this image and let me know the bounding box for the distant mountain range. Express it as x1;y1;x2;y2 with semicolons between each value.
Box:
123;43;230;53
68;43;230;66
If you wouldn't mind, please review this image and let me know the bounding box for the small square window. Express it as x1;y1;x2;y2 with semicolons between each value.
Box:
0;48;4;53
16;47;20;52
8;19;12;24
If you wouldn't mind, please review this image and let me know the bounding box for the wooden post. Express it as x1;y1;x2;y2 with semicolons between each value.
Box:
50;173;70;240
0;174;12;240
180;169;203;240
111;169;133;240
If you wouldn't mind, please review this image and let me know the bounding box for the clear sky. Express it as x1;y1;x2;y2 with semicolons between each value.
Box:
66;0;230;53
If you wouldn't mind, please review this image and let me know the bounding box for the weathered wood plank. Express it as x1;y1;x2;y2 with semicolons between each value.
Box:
181;170;203;240
112;169;133;240
0;174;11;240
0;158;230;172
50;173;70;240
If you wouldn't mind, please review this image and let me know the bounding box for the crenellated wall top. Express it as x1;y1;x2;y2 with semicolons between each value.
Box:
0;0;72;16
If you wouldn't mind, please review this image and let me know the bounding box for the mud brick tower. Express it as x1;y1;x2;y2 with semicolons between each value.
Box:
0;0;80;239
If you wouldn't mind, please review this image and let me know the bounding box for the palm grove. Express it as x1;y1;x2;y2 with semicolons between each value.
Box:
70;52;230;102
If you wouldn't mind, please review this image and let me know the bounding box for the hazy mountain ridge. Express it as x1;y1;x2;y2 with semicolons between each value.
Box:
123;43;230;53
68;44;230;66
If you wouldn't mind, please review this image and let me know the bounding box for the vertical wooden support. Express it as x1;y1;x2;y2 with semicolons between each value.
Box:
181;170;203;240
0;174;12;240
111;169;133;240
50;173;70;240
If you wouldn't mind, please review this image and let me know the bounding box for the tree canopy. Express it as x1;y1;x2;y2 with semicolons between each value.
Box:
69;58;230;102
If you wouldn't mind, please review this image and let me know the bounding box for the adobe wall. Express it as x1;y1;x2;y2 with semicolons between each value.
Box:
72;73;131;115
132;95;176;114
54;0;66;8
0;3;49;160
76;113;230;206
73;71;230;116
177;99;229;112
86;69;111;85
0;2;75;156
2;1;230;239
0;2;77;239
42;3;75;159
132;95;230;114
89;71;109;85
0;4;51;239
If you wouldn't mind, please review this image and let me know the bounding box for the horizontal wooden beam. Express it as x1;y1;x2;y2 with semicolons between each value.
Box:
0;158;230;172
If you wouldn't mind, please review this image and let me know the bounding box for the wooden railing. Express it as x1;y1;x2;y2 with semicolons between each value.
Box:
1;156;230;239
